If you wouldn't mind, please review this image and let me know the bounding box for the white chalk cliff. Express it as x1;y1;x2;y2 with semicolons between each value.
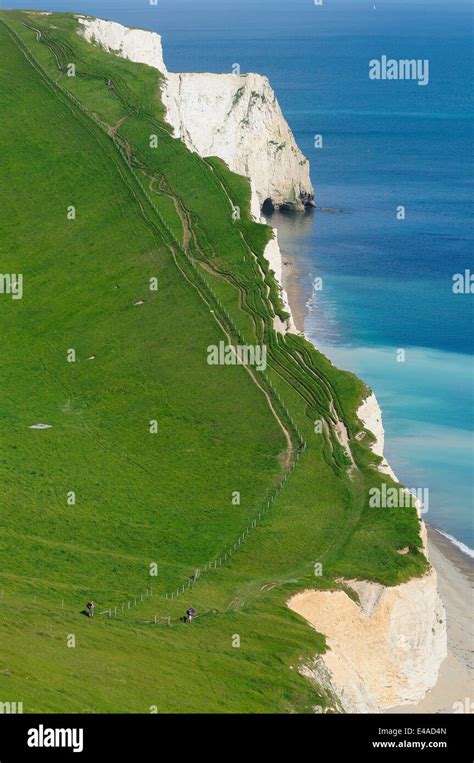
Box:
290;569;447;713
357;392;398;481
263;231;298;334
77;16;314;211
163;72;314;210
78;17;168;74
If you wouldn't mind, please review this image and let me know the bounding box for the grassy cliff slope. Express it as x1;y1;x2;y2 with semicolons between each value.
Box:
0;10;427;713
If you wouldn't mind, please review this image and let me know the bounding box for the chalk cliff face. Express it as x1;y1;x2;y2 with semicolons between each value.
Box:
263;231;298;334
77;17;314;211
162;72;314;210
77;17;167;74
290;570;447;713
357;393;398;481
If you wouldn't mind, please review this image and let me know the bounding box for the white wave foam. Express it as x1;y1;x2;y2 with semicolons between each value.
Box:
435;529;474;559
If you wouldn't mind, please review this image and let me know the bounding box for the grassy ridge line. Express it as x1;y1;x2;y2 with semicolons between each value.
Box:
197;155;352;465
197;161;347;446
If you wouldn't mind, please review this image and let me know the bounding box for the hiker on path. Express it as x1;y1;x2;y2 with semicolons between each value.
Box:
86;601;95;618
186;607;196;623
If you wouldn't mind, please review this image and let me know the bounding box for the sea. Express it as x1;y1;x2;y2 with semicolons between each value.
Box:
7;0;473;554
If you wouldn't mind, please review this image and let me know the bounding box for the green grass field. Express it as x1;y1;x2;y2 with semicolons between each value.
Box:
0;10;428;713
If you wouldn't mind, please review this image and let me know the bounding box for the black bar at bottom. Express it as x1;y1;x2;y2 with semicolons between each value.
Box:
0;712;471;761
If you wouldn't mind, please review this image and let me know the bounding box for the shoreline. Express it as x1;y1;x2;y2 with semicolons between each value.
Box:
428;526;474;581
388;528;473;714
280;252;307;333
278;228;473;713
278;246;306;334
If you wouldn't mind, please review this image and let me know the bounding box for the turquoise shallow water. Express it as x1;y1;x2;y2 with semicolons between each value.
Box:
9;0;473;550
316;342;474;554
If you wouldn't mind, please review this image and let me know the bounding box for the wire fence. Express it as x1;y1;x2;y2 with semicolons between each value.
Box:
96;439;307;619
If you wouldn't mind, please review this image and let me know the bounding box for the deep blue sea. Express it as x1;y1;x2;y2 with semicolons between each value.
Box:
7;0;473;552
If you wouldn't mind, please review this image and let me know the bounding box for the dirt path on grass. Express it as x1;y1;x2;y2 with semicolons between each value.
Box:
108;115;128;137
